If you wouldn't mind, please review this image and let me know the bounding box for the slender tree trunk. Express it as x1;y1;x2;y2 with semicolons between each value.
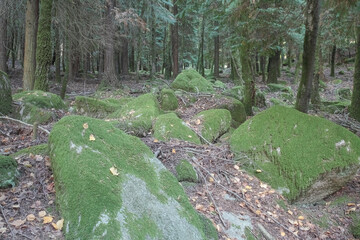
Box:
213;22;220;78
267;50;280;83
330;44;336;77
240;48;255;116
255;53;259;73
54;25;61;83
165;24;172;79
121;37;129;75
295;0;320;113
287;46;292;69
102;0;118;86
260;56;266;82
171;0;179;78
0;6;8;73
350;24;360;121
150;6;156;79
197;15;205;76
129;45;135;72
22;0;39;90
34;0;53;91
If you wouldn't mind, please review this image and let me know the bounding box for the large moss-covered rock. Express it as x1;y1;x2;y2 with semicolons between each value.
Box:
215;96;246;127
75;96;130;118
176;160;198;183
49;115;217;240
193;109;231;143
223;86;244;102
109;93;160;136
153;113;201;144
159;89;178;111
13;90;66;124
230;106;360;204
0;71;12;115
0;155;19;189
171;69;214;93
267;83;292;93
337;88;352;100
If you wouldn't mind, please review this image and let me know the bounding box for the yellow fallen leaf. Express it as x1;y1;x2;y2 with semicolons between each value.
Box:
346;207;356;214
188;135;192;138
196;119;201;125
280;231;286;237
234;165;240;170
287;210;293;215
347;203;356;206
255;210;261;215
10;219;26;227
260;183;267;189
245;185;252;190
89;134;95;141
172;149;176;154
298;216;305;220
153;139;159;143
256;169;262;173
52;219;64;230
38;211;47;217
209;177;214;182
83;123;88;129
195;204;204;210
26;214;36;221
110;167;119;176
43;216;53;224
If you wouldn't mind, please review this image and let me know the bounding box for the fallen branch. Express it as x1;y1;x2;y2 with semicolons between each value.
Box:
0;204;15;239
257;223;276;240
0;116;50;135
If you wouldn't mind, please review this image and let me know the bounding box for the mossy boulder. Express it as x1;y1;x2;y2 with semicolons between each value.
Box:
109;93;160;136
230;106;360;204
213;80;226;89
49;115;217;240
159;89;178;111
153;113;201;144
0;155;19;189
321;101;351;114
193;109;231;143
267;83;292;93
215;96;246;128
223;86;244;102
11;144;48;158
332;79;342;85
255;90;266;108
0;71;12;115
171;69;214;93
75;96;128;118
337;88;352;100
176;160;198;182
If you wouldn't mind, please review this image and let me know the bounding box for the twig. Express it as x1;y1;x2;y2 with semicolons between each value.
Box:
257;223;276;240
245;226;259;240
267;215;299;239
0;116;50;135
0;204;15;239
0;128;10;137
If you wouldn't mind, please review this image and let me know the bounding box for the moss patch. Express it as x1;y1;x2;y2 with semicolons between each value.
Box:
215;96;246;128
153;113;201;144
255;90;266;108
223;86;244;102
0;71;12;115
159;89;178;111
230;106;360;203
11;144;49;157
171;69;214;93
108;93;160;136
193;109;231;143
267;83;292;93
13;90;65;109
0;155;19;189
49;115;216;239
15;103;53;124
75;96;126;118
337;88;352;101
176;160;198;182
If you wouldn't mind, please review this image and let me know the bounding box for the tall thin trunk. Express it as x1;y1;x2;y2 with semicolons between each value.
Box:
295;0;320;113
54;26;61;83
34;0;53;91
267;50;280;83
213;27;220;78
330;44;336;77
0;6;8;73
171;0;179;78
22;0;39;90
197;15;205;76
260;56;266;82
165;24;172;79
149;7;156;79
294;51;302;83
129;44;135;72
350;24;360;121
121;37;129;75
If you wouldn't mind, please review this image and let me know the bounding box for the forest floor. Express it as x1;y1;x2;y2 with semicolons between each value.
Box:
0;64;360;240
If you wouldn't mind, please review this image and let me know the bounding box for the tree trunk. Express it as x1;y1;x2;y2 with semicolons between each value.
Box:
121;37;129;75
34;0;53;91
102;0;118;86
0;6;8;73
267;50;280;83
311;39;324;105
22;0;39;90
294;51;302;82
260;56;266;82
213;23;220;78
295;0;320;113
240;48;255;116
165;24;172;79
54;25;61;83
350;24;360;121
330;44;336;77
287;46;292;69
197;15;205;76
149;7;156;79
171;0;179;78
129;45;135;72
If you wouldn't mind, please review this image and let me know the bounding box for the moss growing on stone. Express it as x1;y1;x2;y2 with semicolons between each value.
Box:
13;90;66;109
337;88;352;100
176;160;198;182
11;144;49;157
159;89;178;111
321;101;351;114
351;214;360;238
109;93;160;136
230;106;360;203
267;83;292;93
223;86;244;102
0;155;19;189
153;113;201;144
332;79;342;85
255;90;266;108
171;69;214;93
75;96;125;118
213;80;226;89
49;115;217;239
215;96;246;127
0;71;12;115
193;109;231;143
16;103;53;124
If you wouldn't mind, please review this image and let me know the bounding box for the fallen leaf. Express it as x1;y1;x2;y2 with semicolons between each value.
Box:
300;226;310;231
153;139;159;143
83;123;88;129
196;119;201;125
129;110;135;115
347;203;356;206
26;214;36;221
52;219;64;230
255;210;261;215
188;135;192;138
260;183;267;188
298;216;305;220
209;177;214;182
43;216;53;224
256;169;262;173
89;134;95;141
172;149;176;154
346;207;356;214
110;167;119;176
38;211;47;217
287;210;293;215
280;231;286;237
0;227;6;233
245;185;252;190
10;219;26;228
234;165;240;170
195;204;204;211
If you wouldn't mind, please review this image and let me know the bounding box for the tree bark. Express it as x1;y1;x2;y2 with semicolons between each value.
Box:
171;0;179;78
260;56;266;82
350;24;360;121
267;50;280;83
22;0;39;90
34;0;53;91
54;25;61;83
121;37;129;75
330;44;336;77
295;0;320;113
0;6;8;73
129;45;135;72
197;15;205;76
213;30;220;78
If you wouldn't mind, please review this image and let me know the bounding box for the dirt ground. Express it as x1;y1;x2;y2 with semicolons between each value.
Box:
0;64;359;240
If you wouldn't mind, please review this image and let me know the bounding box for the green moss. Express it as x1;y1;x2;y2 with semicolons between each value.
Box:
332;79;342;85
171;69;214;93
255;90;266;108
176;160;198;182
245;227;257;240
75;96;124;118
337;88;352;100
11;144;48;157
160;89;178;111
329;195;354;207
0;71;12;115
351;214;360;238
230;106;360;203
276;200;288;211
0;155;19;189
15;103;53;124
216;96;246;128
193;109;231;143
50;115;216;239
319;80;327;89
321;101;351;114
13;90;66;109
153;113;201;144
109;93;160;136
223;86;244;102
213;80;226;89
267;83;292;93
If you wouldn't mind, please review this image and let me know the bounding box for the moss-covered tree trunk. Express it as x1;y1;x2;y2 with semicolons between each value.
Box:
165;24;172;79
22;0;39;90
171;0;179;79
260;56;266;82
267;50;280;84
196;15;205;77
0;2;8;73
34;0;52;91
295;0;320;113
350;25;360;121
121;37;129;75
0;71;12;115
240;48;255;116
294;51;302;82
54;5;61;83
129;45;135;72
213;22;220;78
330;44;336;77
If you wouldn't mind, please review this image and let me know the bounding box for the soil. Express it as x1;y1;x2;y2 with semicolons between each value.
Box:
0;64;359;240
